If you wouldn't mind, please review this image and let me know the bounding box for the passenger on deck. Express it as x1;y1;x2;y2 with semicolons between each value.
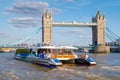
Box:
80;54;86;58
39;51;45;59
85;54;89;59
29;48;37;56
46;51;50;59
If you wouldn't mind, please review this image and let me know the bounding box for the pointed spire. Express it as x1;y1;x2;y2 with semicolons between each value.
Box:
95;10;101;20
97;10;100;15
45;9;48;15
103;15;105;19
96;10;101;17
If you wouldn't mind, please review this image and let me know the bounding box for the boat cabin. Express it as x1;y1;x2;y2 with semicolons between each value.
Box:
35;46;78;60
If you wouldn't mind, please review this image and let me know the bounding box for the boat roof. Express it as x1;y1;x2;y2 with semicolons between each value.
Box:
39;46;59;49
59;46;78;50
32;45;78;50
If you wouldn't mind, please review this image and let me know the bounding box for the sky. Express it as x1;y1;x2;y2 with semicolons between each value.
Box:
0;0;120;46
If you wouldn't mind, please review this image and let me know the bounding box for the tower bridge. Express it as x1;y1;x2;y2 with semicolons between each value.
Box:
42;10;110;53
0;10;111;53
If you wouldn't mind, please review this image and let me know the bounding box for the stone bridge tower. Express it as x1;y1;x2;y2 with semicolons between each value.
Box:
42;9;52;44
92;10;106;46
92;10;109;53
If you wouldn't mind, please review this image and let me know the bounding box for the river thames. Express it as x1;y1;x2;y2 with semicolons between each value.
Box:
0;52;120;80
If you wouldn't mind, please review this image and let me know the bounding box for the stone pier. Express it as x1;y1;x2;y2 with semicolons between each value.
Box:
94;45;110;53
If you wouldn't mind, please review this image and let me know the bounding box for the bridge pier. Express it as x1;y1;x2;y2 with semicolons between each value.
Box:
93;45;110;53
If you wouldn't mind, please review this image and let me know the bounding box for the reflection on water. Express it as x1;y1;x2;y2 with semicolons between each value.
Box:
0;52;120;80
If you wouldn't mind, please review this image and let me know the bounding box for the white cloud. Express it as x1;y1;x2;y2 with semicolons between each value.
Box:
6;1;49;17
6;1;61;17
52;8;61;15
76;35;91;39
78;0;92;6
67;29;84;34
64;0;93;10
8;17;40;27
57;29;89;35
6;1;61;28
65;0;75;2
55;28;92;40
0;32;9;38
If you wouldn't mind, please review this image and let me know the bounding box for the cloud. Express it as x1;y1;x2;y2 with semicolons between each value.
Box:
76;35;91;39
56;29;89;35
6;1;49;17
64;0;92;10
56;29;92;40
65;0;75;2
78;0;92;6
8;17;40;27
6;1;61;28
101;1;120;8
52;8;61;15
0;32;9;38
66;29;85;34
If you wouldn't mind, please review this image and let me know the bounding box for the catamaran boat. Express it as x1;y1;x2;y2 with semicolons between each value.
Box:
14;45;96;67
28;45;78;66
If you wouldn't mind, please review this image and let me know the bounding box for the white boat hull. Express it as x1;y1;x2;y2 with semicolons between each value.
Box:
14;54;62;67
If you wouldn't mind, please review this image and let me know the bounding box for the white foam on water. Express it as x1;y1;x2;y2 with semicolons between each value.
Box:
55;67;112;80
2;72;20;80
100;66;120;72
57;67;99;77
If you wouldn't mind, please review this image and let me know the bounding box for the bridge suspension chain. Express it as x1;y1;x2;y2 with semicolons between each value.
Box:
106;31;117;41
106;27;120;40
106;33;115;42
106;27;120;46
12;27;42;45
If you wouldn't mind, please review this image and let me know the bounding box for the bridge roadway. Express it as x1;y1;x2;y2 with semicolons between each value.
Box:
52;22;97;27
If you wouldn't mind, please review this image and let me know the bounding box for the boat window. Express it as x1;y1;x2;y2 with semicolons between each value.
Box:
51;49;61;54
63;49;73;54
37;49;46;54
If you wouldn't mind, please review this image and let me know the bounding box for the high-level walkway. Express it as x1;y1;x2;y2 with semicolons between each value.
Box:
52;22;97;27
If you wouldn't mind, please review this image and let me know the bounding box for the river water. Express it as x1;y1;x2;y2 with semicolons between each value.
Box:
0;52;120;80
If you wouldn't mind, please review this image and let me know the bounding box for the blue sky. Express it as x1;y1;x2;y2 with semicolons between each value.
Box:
0;0;120;46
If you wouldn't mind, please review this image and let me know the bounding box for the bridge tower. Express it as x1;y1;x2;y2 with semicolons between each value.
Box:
42;9;52;44
92;10;106;46
92;10;110;53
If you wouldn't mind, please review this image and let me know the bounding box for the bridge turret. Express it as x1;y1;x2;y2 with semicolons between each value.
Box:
103;15;106;20
42;9;52;44
96;10;101;18
42;9;52;20
94;10;106;22
92;10;109;53
92;10;106;46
